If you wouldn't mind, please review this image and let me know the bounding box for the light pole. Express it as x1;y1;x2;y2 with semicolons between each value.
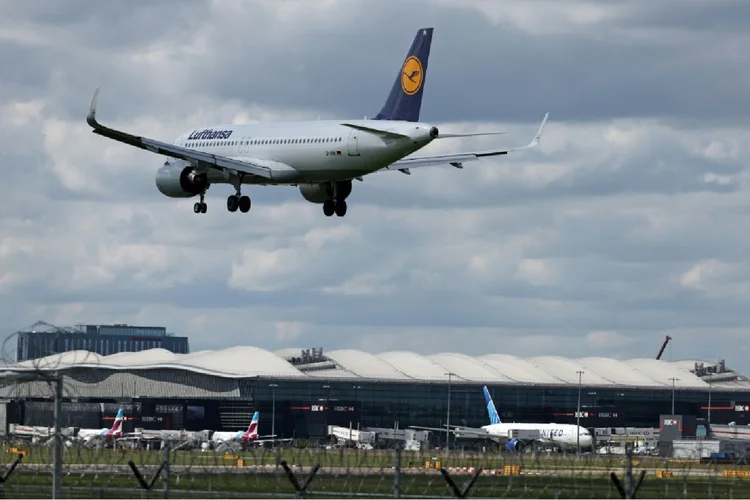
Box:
269;383;278;447
669;377;679;415
708;373;712;425
576;370;584;455
445;372;454;451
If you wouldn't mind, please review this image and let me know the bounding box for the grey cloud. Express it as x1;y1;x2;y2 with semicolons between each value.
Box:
2;0;748;125
2;0;750;376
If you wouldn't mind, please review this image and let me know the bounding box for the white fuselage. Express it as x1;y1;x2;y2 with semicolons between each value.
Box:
480;423;594;449
77;427;117;440
210;430;246;443
171;119;437;185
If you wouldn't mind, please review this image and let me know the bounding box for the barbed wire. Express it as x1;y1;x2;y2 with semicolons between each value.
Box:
0;438;745;498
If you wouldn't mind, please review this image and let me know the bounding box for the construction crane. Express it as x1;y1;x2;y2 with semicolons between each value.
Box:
656;335;672;360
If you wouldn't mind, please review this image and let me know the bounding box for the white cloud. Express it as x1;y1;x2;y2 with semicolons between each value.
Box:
275;321;304;342
586;331;633;350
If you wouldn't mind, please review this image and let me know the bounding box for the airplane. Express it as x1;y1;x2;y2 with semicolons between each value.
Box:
412;386;594;453
85;27;548;218
76;408;125;444
209;411;290;448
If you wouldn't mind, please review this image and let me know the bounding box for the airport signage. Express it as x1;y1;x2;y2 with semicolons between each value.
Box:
597;412;619;418
310;404;356;412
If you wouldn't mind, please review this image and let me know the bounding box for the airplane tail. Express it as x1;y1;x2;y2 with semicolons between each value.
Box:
482;386;501;425
107;408;124;436
243;411;259;441
374;27;433;122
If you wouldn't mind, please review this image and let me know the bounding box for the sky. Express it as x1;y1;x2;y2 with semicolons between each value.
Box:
1;0;749;374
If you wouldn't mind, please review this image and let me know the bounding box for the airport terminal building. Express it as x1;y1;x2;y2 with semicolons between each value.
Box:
0;346;748;443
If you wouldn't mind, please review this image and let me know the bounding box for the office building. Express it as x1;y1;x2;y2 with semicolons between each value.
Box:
15;323;189;362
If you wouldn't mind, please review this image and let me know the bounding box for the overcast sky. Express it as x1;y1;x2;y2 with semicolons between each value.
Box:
1;0;749;375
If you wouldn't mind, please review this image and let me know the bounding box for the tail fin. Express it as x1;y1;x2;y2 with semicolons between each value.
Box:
108;408;124;436
483;386;501;425
374;27;434;122
243;411;259;441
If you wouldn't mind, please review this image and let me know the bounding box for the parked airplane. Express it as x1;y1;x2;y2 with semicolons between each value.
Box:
413;387;594;452
85;27;547;217
76;408;124;444
210;411;290;447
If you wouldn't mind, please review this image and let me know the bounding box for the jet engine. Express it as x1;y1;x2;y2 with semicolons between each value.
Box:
155;161;209;198
505;439;523;452
298;180;352;204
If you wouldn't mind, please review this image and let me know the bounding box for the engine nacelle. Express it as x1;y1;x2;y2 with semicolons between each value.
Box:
298;180;352;204
505;439;523;452
155;161;209;198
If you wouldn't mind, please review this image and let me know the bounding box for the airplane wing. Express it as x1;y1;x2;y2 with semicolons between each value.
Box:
253;437;294;444
381;113;548;174
85;88;297;182
409;425;506;442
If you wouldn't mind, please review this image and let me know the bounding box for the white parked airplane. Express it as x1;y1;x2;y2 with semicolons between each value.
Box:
86;27;547;217
76;408;124;444
210;411;290;447
413;386;594;452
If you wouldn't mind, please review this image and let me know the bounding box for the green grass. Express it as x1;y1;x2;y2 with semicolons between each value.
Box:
0;446;742;472
1;445;749;498
2;469;750;499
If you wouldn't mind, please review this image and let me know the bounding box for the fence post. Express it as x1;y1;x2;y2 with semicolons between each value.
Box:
163;440;170;498
52;374;63;499
393;445;401;498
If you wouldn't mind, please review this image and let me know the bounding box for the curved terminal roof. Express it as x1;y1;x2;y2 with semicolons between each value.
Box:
5;347;746;390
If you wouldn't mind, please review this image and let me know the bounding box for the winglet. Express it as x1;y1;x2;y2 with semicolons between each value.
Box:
87;87;100;128
529;112;549;148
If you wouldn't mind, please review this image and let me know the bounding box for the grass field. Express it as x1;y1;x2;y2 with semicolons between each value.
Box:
1;468;750;499
0;445;744;471
0;444;748;498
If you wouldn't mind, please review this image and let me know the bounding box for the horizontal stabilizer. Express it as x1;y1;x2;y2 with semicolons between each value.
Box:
341;123;409;139
435;131;506;139
381;113;549;172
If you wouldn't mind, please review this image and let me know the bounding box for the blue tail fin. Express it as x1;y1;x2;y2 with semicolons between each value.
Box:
483;386;501;425
374;27;434;122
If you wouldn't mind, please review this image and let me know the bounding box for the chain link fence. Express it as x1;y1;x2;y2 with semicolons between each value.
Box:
0;438;746;498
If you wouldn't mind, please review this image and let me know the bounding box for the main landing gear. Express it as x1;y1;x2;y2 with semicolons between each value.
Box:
323;199;347;217
226;178;251;213
323;181;348;217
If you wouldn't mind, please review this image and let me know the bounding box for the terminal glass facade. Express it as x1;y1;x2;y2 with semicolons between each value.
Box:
11;377;750;444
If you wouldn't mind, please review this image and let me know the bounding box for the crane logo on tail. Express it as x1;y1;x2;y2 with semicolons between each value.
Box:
401;56;423;95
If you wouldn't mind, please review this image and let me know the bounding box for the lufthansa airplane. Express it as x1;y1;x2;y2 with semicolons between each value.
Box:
86;28;548;217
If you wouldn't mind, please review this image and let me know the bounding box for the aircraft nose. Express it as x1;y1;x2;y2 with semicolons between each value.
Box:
430;126;439;139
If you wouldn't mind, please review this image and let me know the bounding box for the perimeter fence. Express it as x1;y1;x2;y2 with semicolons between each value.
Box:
0;438;748;499
2;328;750;498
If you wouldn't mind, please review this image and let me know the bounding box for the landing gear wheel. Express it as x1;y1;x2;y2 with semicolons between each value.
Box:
323;200;335;217
227;195;239;212
334;200;347;217
193;202;207;214
239;195;251;213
